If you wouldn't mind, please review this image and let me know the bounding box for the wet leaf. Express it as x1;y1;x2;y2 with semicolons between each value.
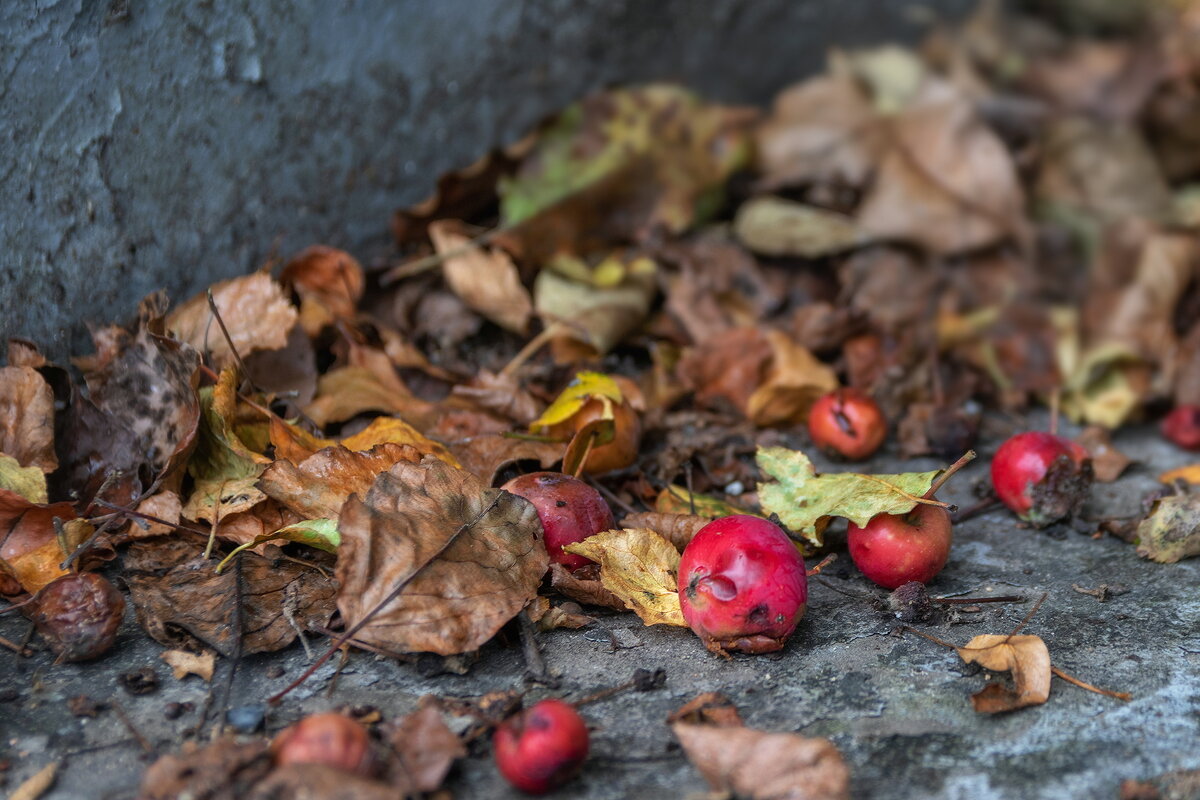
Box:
620;512;710;551
564;528;687;627
259;443;422;520
430;219;532;334
335;457;547;655
1136;487;1200;563
673;720;850;800
547;563;627;612
746;331;839;427
734;196;868;258
756;446;941;548
123;535;336;656
388;705;467;794
160;648;216;682
957;634;1052;713
0;366;57;473
166;272;298;369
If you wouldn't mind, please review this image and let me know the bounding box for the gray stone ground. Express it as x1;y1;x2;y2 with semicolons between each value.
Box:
2;414;1198;800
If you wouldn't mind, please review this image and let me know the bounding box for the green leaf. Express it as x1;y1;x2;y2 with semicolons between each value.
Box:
756;446;941;548
530;371;624;431
216;518;340;573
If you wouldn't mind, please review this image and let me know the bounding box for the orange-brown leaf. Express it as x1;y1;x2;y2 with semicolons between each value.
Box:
957;634;1051;713
0;366;57;473
258;443;422;520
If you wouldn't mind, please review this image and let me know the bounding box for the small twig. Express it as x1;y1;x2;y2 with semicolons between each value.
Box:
518;610;556;686
111;700;154;755
206;288;258;390
64;473;164;570
571;432;597;480
309;625;416;662
951;496;1000;524
573;679;638;708
91;499;209;537
1048;388;1061;436
498;321;567;379
585;476;637;516
214;557;245;734
899;625;960;651
1006;592;1047;638
805;553;837;577
1050;665;1132;701
326;647;351;698
0;595;39;615
932;595;1023;605
925;450;977;498
815;577;878;603
1071;584;1112;602
0;632;33;656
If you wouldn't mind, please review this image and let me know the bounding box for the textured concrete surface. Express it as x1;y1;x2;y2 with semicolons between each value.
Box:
1;0;974;359
2;415;1198;799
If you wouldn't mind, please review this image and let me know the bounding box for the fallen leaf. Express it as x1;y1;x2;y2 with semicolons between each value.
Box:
667;692;744;727
166;272;298;369
957;634;1052;713
241;324;319;408
248;764;400;800
448;434;563;487
1159;464;1200;485
0;366;57;473
746;331;840;427
9;761;59;800
216;518;340;573
139;738;272;800
673;722;850;800
655;485;753;519
259;443;423;520
1136;487;1200;563
530;371;625;431
160;649;216;681
620;512;710;551
547;563;627;612
533;259;657;355
304;366;434;429
564;528;687;627
335;457;548;655
1075;426;1133;482
525;596;596;631
0;490;75;593
117;491;183;541
7;339;46;369
677;327;773;414
183;370;270;524
448;369;545;425
856;95;1025;255
756;446;941;548
280;245;365;335
0;453;49;504
388;705;467;794
123;535;336;656
734;196;868;258
429;219;532;334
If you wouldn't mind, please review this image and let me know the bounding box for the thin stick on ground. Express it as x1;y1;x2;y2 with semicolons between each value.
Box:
0;632;33;656
585;476;638;516
206;288;259;391
1050;665;1132;701
926;450;977;498
111;701;154;755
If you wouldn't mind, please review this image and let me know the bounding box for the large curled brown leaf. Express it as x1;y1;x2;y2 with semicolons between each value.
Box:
0;366;57;473
448;434;562;486
166;272;298;369
123;536;336;656
673;722;851;800
335;457;547;655
258;443;422;520
957;634;1052;713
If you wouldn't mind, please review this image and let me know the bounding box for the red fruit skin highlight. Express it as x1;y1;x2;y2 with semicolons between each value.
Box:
493;699;589;794
991;431;1089;526
1162;406;1200;450
847;503;952;589
677;515;807;655
808;388;887;461
271;713;374;776
501;472;615;570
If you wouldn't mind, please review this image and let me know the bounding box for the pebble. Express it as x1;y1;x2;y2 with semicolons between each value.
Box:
226;704;266;733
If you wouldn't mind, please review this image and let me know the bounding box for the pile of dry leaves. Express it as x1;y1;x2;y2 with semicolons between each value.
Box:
4;2;1200;798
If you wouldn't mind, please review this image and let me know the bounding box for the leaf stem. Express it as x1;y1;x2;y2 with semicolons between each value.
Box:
1050;665;1131;701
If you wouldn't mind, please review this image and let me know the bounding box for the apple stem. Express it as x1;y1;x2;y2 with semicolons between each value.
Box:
924;450;977;499
805;553;837;577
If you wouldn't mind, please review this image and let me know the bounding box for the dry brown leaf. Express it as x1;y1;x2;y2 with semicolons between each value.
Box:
0;366;57;473
677;327;773;414
160;648;216;682
525;596;596;631
7;339;46;369
734;196;868;258
248;763;401;800
213;500;304;549
620;512;709;551
448;370;545;425
564;528;686;627
260;443;423;520
667;692;744;727
166;272;298;369
123;535;336;656
746;331;839;427
335;457;547;655
388;705;467;794
448;434;563;487
9;761;59;800
139;738;272;800
304;366;435;429
1136;487;1200;563
0;490;75;594
429;219;532;334
673;722;850;800
547;563;627;611
1075;426;1133;483
856;97;1024;255
280;245;365;335
118;491;183;541
957;634;1052;713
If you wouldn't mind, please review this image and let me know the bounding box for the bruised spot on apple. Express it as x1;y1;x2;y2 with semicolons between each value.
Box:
677;515;807;655
501;472;615;571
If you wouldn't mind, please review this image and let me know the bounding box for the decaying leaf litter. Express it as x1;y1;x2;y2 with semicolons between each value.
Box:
4;3;1200;798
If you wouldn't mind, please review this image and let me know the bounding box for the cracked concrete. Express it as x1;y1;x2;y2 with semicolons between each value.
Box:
1;416;1198;799
1;0;974;360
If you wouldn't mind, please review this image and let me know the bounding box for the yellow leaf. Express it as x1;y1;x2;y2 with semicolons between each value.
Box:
564;528;687;627
746;331;839;427
530;372;624;431
0;453;48;504
1159;464;1200;485
957;634;1051;713
161;649;216;682
339;418;460;468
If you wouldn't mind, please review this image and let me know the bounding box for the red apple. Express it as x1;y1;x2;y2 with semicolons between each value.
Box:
1162;405;1200;450
271;713;374;776
493;699;589;794
847;503;952;589
677;515;807;655
501;472;614;570
991;431;1091;527
808;388;887;461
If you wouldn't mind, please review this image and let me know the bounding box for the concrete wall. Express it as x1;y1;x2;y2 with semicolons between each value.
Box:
1;0;972;358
